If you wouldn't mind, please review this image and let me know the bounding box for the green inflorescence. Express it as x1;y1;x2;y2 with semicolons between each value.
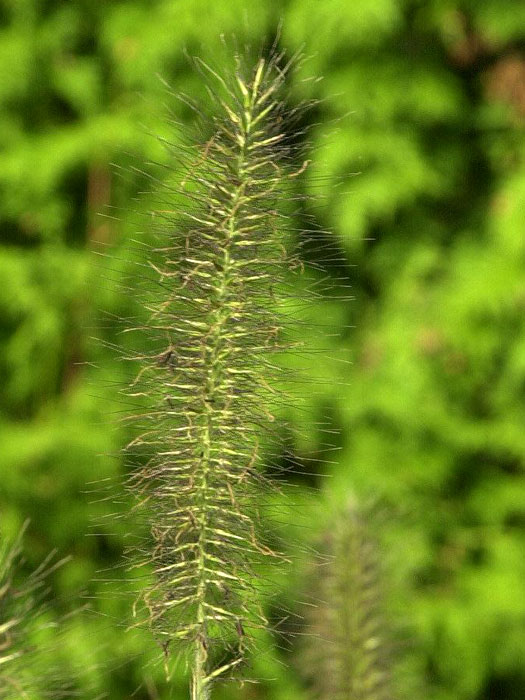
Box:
0;522;72;699
119;51;311;698
302;499;393;700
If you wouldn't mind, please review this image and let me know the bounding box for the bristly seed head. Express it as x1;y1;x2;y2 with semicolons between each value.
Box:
300;498;395;700
0;521;78;699
120;49;313;690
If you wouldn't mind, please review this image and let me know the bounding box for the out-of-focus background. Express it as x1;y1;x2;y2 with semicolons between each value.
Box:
1;1;524;698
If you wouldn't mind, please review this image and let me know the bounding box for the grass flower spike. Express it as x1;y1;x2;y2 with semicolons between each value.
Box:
301;498;393;700
117;49;313;698
0;522;70;699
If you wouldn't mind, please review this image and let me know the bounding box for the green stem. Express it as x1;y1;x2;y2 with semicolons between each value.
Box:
191;638;209;700
190;89;253;699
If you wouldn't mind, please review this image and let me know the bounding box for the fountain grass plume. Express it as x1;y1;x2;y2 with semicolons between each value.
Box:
300;497;394;700
0;521;72;699
111;47;322;698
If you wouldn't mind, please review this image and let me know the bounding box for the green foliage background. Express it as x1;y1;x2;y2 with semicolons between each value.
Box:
1;1;524;698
